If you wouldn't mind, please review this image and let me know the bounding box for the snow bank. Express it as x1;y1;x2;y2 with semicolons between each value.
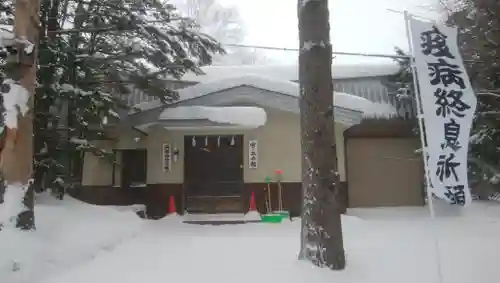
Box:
159;106;267;128
0;185;28;229
0;194;144;283
40;204;500;283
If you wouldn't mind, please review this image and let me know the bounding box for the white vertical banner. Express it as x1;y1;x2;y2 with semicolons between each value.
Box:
409;17;477;206
248;140;258;169
162;143;171;172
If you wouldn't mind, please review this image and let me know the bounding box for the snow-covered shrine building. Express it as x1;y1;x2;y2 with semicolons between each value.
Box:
74;64;424;217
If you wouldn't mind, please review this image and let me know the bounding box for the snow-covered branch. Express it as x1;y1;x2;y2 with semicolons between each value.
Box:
477;91;500;99
480;111;500;117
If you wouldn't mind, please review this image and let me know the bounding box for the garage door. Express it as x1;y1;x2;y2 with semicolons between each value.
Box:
346;138;424;207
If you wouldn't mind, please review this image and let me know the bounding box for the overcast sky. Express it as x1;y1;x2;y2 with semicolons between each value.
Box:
218;0;442;65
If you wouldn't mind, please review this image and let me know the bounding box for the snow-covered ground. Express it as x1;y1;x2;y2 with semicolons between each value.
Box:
2;196;500;283
0;194;145;283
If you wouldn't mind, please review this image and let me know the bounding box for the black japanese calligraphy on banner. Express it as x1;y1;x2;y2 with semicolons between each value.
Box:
444;185;466;205
427;59;466;89
420;26;455;59
442;118;461;151
436;153;459;182
434;89;471;118
410;17;477;207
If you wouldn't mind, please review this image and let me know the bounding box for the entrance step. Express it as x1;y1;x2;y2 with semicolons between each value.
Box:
185;196;245;214
182;212;261;225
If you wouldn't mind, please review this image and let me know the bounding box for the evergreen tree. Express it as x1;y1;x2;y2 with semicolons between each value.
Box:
2;0;225;199
445;0;500;188
384;1;500;191
385;47;414;105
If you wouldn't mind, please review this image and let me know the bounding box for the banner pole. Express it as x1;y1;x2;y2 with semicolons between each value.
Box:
403;11;437;219
404;11;444;283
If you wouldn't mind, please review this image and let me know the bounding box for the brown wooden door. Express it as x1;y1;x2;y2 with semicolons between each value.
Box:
184;135;244;197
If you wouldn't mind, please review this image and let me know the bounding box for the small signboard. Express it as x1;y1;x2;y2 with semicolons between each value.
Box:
248;140;258;169
162;143;171;172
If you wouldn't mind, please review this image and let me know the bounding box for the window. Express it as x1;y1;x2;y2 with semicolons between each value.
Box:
120;149;147;187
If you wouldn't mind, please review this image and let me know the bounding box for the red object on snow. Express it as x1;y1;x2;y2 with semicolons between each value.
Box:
275;169;283;175
168;195;177;214
249;191;257;212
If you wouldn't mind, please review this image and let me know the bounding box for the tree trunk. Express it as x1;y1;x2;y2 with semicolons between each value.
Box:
297;0;346;270
0;0;40;230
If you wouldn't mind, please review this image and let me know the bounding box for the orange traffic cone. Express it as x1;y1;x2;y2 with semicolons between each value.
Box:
168;195;177;215
249;191;257;212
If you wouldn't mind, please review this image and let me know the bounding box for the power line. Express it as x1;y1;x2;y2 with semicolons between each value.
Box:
224;43;410;59
0;17;471;61
1;18;409;60
224;43;480;62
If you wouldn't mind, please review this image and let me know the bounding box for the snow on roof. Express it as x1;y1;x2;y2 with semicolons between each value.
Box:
132;75;295;112
174;63;400;83
359;101;399;118
133;75;397;118
159;106;267;128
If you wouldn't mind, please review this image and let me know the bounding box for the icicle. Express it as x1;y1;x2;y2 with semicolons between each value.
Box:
192;136;196;147
230;136;235;146
205;136;208;146
217;136;220;147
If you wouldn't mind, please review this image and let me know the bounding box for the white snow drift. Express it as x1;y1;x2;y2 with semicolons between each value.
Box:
2;195;500;283
38;203;500;283
0;194;144;283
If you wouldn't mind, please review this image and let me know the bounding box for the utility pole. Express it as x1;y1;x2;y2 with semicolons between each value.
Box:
297;0;346;270
0;0;40;230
